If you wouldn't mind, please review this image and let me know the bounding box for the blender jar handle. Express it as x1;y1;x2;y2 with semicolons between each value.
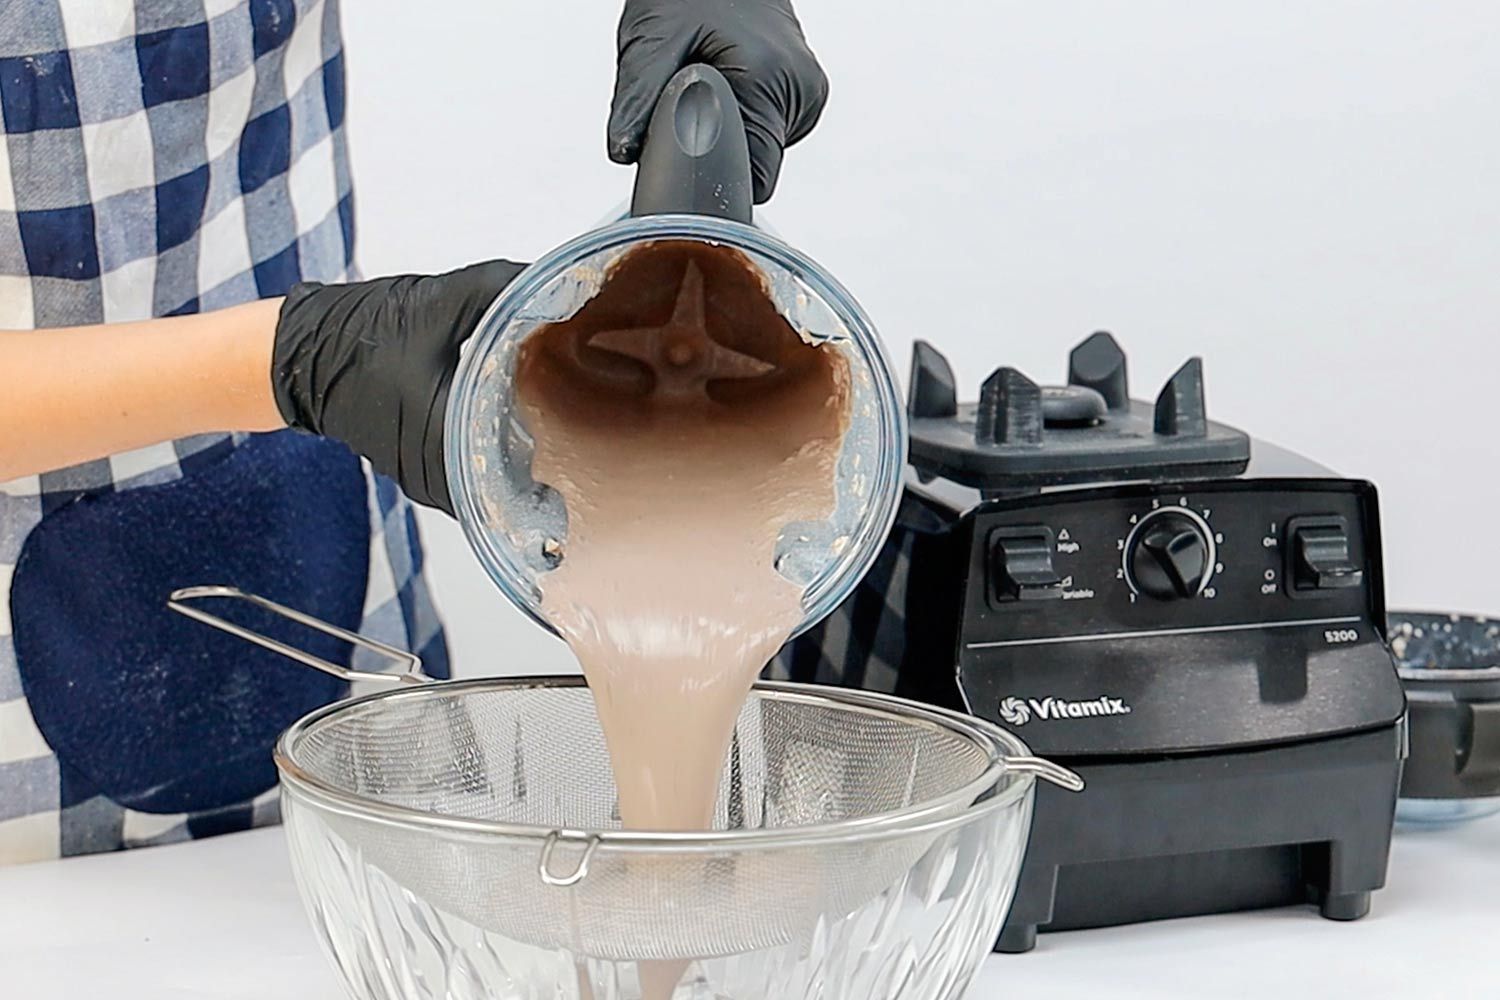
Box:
630;64;754;224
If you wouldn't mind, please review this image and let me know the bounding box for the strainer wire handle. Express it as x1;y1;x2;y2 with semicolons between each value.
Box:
1006;755;1085;792
167;586;427;685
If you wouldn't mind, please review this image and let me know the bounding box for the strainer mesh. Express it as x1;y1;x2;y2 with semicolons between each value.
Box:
290;684;990;829
282;682;1007;961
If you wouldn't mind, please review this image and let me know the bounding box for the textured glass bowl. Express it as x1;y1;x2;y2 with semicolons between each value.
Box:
444;215;907;640
275;679;1053;1000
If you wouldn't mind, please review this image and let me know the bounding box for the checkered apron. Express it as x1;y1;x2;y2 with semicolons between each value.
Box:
770;492;944;697
0;0;447;865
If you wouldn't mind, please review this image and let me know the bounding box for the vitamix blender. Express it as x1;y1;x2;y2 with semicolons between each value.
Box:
782;332;1408;952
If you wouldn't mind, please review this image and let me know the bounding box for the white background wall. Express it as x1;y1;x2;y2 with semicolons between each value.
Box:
341;1;1500;678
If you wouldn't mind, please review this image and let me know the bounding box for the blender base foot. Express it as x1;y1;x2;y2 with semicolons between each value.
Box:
995;924;1037;953
1319;891;1370;921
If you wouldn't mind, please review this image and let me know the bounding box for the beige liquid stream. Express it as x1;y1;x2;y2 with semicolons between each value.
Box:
514;240;851;996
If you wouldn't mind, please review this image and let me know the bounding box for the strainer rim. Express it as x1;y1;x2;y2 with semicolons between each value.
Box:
273;677;1036;849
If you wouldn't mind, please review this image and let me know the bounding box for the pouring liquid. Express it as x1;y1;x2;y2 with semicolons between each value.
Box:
514;239;850;994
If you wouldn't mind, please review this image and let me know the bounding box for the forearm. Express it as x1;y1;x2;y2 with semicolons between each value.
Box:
0;299;286;482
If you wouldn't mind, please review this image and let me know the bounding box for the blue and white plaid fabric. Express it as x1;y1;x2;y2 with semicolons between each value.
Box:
0;0;445;865
770;494;921;695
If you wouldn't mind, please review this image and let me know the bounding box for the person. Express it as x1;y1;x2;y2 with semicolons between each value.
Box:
0;0;827;866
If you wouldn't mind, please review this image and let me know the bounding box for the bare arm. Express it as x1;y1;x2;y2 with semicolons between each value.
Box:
0;300;286;482
0;258;523;510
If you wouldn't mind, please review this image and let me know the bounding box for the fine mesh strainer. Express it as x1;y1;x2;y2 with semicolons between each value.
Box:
169;587;1081;991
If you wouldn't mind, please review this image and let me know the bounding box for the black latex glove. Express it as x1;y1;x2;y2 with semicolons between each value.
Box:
608;0;829;203
272;260;527;515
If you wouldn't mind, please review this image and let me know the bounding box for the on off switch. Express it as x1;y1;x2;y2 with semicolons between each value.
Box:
991;527;1063;603
1289;516;1363;593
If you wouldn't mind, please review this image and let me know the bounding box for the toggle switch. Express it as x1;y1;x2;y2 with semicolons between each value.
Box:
991;526;1063;603
1287;516;1363;594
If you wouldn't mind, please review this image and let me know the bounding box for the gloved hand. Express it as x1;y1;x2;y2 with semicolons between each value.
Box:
608;0;829;203
272;260;527;515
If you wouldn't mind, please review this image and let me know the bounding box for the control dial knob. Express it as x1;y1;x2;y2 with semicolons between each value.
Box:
1125;509;1215;601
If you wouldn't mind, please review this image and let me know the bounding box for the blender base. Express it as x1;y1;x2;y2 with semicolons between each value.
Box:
996;725;1403;953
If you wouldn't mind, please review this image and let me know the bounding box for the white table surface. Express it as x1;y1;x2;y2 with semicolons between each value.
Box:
2;816;1496;999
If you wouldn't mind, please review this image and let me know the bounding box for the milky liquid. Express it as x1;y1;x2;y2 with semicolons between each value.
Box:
514;240;850;994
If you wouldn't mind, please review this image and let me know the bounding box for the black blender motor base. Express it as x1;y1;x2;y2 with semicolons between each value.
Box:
795;332;1408;955
996;724;1403;953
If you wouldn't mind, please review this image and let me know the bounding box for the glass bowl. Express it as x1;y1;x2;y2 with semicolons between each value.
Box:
274;678;1077;1000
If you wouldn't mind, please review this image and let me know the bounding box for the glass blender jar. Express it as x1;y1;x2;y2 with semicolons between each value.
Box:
445;64;906;638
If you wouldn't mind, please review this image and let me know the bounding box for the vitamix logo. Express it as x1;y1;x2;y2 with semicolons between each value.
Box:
998;695;1132;726
998;698;1032;726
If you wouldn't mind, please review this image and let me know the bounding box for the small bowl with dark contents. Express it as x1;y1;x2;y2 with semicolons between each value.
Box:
1387;611;1500;824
